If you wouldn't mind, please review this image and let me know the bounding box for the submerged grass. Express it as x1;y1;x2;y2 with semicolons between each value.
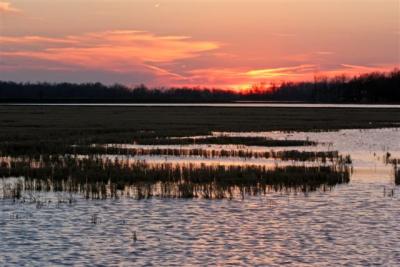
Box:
384;154;400;185
86;146;338;162
135;136;316;146
0;138;315;157
0;155;351;200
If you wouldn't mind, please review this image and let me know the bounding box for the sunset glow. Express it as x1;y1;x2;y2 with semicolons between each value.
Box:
1;0;399;89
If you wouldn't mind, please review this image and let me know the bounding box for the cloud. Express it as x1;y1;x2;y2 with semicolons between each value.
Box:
0;30;219;80
0;36;78;45
321;64;399;78
315;51;334;56
0;1;20;13
245;64;316;79
1;30;397;89
340;64;383;71
173;64;319;90
175;62;399;90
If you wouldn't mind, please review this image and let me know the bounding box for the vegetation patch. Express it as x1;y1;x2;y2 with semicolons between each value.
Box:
135;136;316;146
0;155;351;200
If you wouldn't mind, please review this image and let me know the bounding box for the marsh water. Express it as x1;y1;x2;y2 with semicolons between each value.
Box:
1;128;400;266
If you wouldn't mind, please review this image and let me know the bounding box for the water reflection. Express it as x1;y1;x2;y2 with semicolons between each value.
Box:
0;128;399;265
213;128;400;182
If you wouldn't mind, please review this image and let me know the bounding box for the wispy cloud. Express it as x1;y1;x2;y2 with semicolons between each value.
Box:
0;1;20;13
1;30;397;89
175;63;398;90
0;31;219;74
245;64;316;79
341;64;384;71
174;64;318;89
315;51;334;56
0;36;78;45
321;64;399;77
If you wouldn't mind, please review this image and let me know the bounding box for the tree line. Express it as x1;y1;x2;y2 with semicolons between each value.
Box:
0;69;399;103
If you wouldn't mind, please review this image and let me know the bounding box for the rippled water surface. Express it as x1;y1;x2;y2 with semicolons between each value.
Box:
1;128;400;266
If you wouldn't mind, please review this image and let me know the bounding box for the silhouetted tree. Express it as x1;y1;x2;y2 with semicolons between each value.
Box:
0;69;399;103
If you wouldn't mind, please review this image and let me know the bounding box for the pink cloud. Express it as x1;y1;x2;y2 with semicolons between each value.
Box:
1;30;398;89
320;64;399;78
245;64;317;79
0;31;220;75
0;1;20;13
172;64;319;90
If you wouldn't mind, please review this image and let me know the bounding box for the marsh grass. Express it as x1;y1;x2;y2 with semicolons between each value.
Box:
0;155;351;200
385;155;400;165
1;179;22;200
0;137;316;158
0;140;339;162
135;136;316;146
384;154;400;185
86;146;339;162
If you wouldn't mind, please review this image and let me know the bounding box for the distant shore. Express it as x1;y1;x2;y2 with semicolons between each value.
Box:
1;102;400;109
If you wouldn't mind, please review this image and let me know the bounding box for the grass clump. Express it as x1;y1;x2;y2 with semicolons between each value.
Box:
0;155;351;200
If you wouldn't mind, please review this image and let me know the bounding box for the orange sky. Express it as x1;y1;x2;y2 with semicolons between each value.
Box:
0;0;399;90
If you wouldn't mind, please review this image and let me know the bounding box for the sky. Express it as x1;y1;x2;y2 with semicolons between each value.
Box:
0;0;399;90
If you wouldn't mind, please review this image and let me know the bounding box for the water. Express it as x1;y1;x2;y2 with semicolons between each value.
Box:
213;128;400;175
1;128;400;266
102;128;400;172
3;103;400;108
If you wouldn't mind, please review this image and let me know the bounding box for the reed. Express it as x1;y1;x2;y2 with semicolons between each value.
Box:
0;155;351;200
384;155;399;185
85;146;339;162
1;179;23;200
135;136;316;146
0;137;316;157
